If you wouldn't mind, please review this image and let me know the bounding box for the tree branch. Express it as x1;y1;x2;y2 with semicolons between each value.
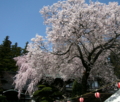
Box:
88;33;120;62
51;43;74;55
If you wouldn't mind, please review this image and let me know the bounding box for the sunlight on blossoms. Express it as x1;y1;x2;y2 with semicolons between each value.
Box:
14;0;120;96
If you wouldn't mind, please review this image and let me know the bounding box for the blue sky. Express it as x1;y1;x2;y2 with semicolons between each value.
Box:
0;0;120;48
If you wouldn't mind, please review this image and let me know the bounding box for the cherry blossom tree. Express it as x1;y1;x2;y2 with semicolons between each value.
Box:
14;0;120;95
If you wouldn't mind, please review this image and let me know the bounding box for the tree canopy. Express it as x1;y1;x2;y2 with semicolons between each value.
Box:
0;36;28;93
14;0;120;95
0;36;28;72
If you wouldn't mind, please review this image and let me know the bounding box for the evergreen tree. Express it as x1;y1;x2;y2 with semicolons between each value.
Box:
0;36;12;71
22;42;28;54
0;36;28;71
0;36;12;92
10;42;23;71
0;36;28;93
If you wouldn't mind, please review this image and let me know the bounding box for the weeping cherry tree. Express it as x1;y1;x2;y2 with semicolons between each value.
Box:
14;0;120;96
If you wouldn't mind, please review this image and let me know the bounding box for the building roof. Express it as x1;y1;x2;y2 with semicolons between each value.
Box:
104;89;120;102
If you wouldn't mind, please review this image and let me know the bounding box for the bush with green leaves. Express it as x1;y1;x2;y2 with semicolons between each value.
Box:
33;84;63;102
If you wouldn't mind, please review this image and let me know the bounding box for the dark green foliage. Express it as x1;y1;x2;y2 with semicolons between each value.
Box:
22;42;28;54
0;96;7;102
110;52;120;78
0;36;28;97
0;36;12;71
0;36;28;72
33;84;63;102
72;80;82;97
0;36;28;92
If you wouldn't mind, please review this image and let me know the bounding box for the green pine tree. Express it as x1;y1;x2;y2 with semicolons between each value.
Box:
22;42;28;54
0;36;27;71
0;36;12;71
10;42;23;71
0;36;28;93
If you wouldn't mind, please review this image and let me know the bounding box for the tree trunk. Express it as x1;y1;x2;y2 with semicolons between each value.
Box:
81;71;90;94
